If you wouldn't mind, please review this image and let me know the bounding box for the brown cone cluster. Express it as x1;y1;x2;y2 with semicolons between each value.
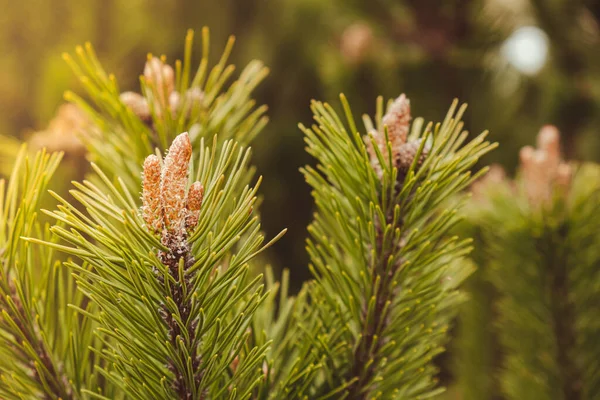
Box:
519;125;572;206
120;57;205;122
365;94;429;180
142;132;204;244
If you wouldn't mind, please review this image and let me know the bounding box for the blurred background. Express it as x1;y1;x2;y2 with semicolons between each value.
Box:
2;0;600;288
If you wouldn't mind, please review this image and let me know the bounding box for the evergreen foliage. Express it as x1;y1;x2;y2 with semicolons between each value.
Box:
63;27;268;194
0;147;110;399
0;3;599;399
299;94;496;398
2;29;278;399
29;134;283;399
455;127;600;400
0;28;509;400
249;269;323;400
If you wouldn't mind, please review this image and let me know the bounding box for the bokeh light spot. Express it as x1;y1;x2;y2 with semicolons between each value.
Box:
502;26;549;75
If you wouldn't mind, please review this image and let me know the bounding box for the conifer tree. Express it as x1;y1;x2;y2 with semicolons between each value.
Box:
298;94;496;398
0;29;502;400
33;132;283;399
62;27;268;193
455;126;600;400
4;29;278;399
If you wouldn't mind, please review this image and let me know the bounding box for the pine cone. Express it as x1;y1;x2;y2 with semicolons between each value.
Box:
382;94;411;150
519;125;571;206
396;139;428;174
142;155;163;233
185;182;204;230
144;57;175;106
161;133;192;232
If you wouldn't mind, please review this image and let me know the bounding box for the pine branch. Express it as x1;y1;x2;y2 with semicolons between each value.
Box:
0;280;72;400
250;269;331;399
62;27;269;195
299;93;496;398
31;134;284;399
542;223;580;400
0;147;78;400
456;127;600;400
568;164;600;399
8;29;276;399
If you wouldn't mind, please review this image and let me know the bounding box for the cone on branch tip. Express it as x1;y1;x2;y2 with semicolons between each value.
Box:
365;94;429;181
185;181;204;229
144;56;175;107
396;138;427;172
141;132;204;246
383;93;411;148
519;125;572;206
142;155;163;233
120;57;205;122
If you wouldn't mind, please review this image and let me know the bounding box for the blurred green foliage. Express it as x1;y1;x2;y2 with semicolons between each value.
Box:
2;0;600;292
